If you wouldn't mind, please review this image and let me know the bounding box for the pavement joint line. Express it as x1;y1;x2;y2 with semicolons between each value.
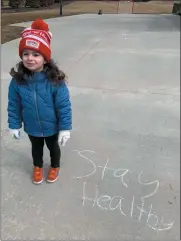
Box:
68;85;180;97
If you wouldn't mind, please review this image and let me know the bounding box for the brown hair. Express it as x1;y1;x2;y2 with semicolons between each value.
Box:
10;59;67;85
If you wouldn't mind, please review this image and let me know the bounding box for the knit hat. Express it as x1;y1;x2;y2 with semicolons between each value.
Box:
19;18;52;62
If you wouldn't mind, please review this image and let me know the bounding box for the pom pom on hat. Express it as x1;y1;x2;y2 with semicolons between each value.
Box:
31;18;49;31
19;18;52;62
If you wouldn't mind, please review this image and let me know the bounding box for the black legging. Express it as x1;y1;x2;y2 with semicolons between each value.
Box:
28;134;61;168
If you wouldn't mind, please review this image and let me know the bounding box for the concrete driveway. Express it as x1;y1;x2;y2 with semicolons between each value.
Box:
1;14;180;240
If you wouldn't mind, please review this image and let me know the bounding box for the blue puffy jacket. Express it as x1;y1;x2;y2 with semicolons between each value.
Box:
7;72;72;137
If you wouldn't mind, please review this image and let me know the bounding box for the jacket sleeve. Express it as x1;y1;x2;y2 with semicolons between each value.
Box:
54;82;72;131
7;79;22;129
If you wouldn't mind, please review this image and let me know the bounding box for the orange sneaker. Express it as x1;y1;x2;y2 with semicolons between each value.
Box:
47;167;60;183
32;166;43;184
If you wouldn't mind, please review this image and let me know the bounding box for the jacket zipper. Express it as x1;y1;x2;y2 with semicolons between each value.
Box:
33;82;44;136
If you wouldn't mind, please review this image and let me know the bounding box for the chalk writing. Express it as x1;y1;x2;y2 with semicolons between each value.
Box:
138;171;160;200
157;217;174;232
73;150;97;179
73;150;130;188
130;195;135;218
137;200;147;222
98;158;130;188
82;182;126;216
73;149;175;232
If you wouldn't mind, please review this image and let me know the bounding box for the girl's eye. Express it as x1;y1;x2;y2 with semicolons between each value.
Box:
32;52;40;57
23;52;39;57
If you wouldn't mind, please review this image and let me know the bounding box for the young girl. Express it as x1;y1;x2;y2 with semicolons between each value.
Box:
7;18;72;185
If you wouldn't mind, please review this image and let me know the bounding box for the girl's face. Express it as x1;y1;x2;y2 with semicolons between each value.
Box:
22;49;46;72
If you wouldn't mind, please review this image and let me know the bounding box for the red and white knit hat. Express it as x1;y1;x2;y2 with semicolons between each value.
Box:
19;18;52;62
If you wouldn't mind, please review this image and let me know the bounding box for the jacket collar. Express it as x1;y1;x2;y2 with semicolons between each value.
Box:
25;71;47;82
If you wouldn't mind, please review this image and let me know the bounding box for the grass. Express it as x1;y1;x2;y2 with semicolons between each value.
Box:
1;1;173;44
1;7;63;44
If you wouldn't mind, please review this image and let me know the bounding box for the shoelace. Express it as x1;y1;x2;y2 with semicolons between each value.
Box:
34;168;42;174
50;168;57;173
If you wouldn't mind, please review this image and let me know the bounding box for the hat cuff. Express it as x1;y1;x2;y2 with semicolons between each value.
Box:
19;38;51;62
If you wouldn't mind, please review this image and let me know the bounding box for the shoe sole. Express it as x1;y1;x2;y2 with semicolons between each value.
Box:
32;178;43;184
46;175;59;183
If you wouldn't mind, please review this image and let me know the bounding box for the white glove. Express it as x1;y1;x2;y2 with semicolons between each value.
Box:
9;129;21;139
58;131;70;146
